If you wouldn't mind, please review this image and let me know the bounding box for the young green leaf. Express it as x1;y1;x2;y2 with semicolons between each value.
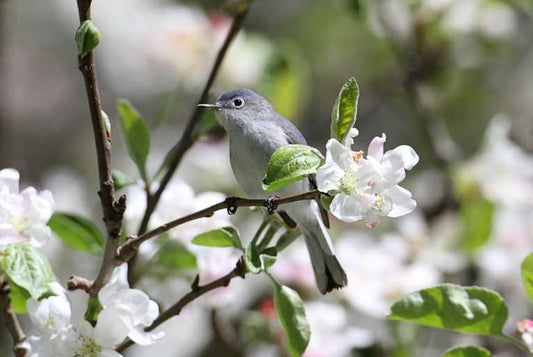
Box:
460;196;494;253
0;243;55;299
112;169;135;191
273;282;311;357
388;284;508;336
259;247;278;270
442;346;491;357
152;241;197;272
263;145;325;191
48;213;104;255
117;99;151;182
8;281;31;314
75;20;101;58
191;227;242;250
521;253;533;303
330;77;359;144
85;297;103;323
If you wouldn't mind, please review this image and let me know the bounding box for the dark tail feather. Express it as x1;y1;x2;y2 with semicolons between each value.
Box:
304;230;347;294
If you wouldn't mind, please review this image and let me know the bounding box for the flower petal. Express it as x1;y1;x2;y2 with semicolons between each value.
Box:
330;193;373;222
128;327;164;346
0;168;20;193
316;161;344;193
385;185;417;217
367;134;386;161
388;145;419;170
93;307;132;348
326;138;357;171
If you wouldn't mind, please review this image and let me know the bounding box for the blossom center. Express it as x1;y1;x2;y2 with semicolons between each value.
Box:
339;171;357;195
76;336;102;357
44;316;56;332
352;151;364;163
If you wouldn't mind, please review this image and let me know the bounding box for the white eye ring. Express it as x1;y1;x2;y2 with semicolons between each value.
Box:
233;98;245;108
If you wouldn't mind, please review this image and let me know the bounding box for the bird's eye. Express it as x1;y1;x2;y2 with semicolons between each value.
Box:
233;98;244;108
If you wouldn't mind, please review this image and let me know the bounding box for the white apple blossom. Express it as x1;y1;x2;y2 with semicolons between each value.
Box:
305;302;374;356
337;234;440;317
26;283;71;357
124;179;231;242
316;136;418;227
61;308;130;357
517;319;533;352
0;168;55;247
98;264;163;345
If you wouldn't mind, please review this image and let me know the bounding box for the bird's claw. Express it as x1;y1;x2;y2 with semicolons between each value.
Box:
226;197;238;215
265;196;279;215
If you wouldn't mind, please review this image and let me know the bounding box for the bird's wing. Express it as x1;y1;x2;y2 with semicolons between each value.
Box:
273;114;331;228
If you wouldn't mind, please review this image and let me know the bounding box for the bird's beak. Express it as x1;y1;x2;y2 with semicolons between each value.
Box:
197;103;221;110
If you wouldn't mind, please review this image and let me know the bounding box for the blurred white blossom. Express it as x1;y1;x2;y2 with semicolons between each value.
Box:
0;168;55;247
466;115;533;208
517;319;533;352
337;234;440;317
305;302;374;356
316;136;418;227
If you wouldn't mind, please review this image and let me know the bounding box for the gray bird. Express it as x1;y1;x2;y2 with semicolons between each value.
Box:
199;89;347;294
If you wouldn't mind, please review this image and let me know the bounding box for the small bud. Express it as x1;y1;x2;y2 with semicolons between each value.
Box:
101;110;111;138
75;20;101;58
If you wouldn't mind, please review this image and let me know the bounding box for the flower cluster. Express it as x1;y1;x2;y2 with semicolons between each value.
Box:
316;135;419;227
517;319;533;352
27;265;162;357
0;168;55;247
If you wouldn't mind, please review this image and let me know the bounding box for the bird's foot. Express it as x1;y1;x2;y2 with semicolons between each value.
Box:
265;195;279;215
225;197;238;215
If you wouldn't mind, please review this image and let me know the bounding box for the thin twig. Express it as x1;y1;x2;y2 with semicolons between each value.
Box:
75;0;126;296
136;4;251;236
0;282;29;357
116;190;322;263
115;258;247;353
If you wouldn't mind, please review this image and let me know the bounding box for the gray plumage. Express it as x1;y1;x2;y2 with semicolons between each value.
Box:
202;88;347;294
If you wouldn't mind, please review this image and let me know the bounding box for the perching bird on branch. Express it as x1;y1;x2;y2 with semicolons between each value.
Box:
199;89;347;294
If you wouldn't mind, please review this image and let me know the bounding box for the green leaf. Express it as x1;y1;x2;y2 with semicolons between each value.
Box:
152;241;197;272
442;346;491;357
245;241;278;274
112;169;135;191
388;284;508;336
330;77;359;144
259;247;277;270
347;0;366;16
75;20;101;58
84;297;103;323
460;196;494;253
0;243;55;300
521;253;533;303
191;227;242;250
117;99;151;182
48;213;104;255
273;282;310;357
263;145;325;191
259;41;309;120
8;281;31;314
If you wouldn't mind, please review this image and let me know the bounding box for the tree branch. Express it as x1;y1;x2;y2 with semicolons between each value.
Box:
115;258;247;353
136;3;252;237
0;282;29;357
117;190;322;263
75;0;126;296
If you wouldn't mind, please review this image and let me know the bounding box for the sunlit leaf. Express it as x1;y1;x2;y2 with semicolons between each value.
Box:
388;284;508;336
273;281;310;357
48;213;104;255
191;227;242;250
521;253;533;303
330;77;359;144
263;145;325;191
8;281;31;314
112;169;135;191
442;346;491;357
0;243;55;300
117;99;151;182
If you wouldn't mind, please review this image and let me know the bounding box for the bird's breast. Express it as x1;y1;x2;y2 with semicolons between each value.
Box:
228;122;289;197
